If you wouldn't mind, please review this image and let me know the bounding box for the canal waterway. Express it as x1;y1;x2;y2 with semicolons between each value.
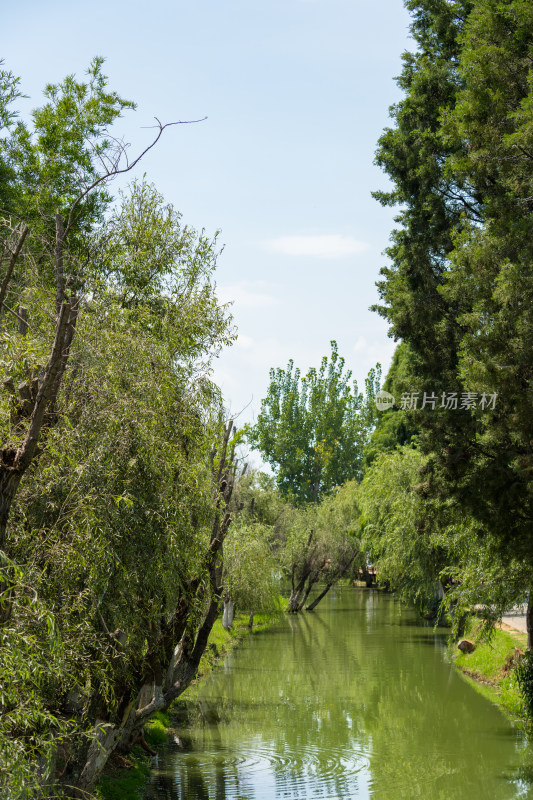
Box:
144;587;533;799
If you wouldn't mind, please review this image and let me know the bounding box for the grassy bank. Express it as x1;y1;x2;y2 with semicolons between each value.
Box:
453;618;528;724
94;605;286;800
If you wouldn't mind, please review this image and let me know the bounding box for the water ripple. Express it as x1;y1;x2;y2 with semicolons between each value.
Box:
177;740;370;782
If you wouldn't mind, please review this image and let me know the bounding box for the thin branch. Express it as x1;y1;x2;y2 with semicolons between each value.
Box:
55;213;65;313
1;301;32;329
65;117;207;236
514;144;533;161
0;224;29;319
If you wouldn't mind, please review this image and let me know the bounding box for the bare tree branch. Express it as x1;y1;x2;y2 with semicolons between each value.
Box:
65;117;207;236
55;213;65;313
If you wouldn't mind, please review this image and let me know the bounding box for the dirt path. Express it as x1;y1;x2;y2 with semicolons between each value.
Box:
501;607;528;635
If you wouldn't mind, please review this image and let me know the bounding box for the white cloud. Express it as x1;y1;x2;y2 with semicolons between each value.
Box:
266;234;369;258
353;336;369;353
217;281;280;310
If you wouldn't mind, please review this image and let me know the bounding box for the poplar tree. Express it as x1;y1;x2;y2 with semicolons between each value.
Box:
247;342;380;503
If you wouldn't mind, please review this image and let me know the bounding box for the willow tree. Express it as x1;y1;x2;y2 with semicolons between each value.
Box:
231;471;361;614
0;60;240;798
284;480;362;613
2;177;238;796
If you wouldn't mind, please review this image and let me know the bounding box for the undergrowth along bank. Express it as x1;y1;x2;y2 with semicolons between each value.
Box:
94;605;286;800
453;618;528;725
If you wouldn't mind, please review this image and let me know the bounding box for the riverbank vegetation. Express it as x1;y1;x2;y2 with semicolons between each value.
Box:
453;621;527;722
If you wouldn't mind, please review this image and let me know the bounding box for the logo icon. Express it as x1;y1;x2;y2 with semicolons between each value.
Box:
375;390;395;411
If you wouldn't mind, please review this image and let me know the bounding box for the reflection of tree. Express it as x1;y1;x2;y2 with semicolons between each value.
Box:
144;772;179;800
144;589;532;800
144;745;242;800
363;643;521;800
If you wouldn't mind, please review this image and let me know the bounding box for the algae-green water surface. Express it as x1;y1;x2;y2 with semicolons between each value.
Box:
144;587;533;799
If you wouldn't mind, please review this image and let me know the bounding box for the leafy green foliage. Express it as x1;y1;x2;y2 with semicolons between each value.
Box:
516;651;533;718
359;447;446;612
230;470;361;613
224;522;280;614
0;61;23;213
363;342;419;470
6;57;135;233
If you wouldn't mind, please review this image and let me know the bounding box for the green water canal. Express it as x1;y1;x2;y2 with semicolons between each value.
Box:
143;587;533;799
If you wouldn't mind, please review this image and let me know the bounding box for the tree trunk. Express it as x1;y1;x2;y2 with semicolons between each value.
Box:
75;723;123;798
298;572;320;611
288;534;316;613
288;585;305;613
306;581;334;611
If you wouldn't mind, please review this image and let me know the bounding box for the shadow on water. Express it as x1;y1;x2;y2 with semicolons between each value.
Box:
144;587;533;800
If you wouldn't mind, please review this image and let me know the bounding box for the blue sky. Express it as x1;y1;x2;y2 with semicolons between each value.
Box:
3;0;412;424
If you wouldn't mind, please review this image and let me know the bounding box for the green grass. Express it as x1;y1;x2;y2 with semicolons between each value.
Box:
93;746;151;800
145;710;172;746
453;618;528;722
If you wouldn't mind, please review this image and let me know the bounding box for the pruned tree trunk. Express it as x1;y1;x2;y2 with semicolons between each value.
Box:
17;306;28;336
527;592;533;651
222;597;234;630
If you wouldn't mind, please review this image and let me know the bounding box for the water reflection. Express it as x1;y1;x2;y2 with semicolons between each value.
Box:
144;588;533;799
